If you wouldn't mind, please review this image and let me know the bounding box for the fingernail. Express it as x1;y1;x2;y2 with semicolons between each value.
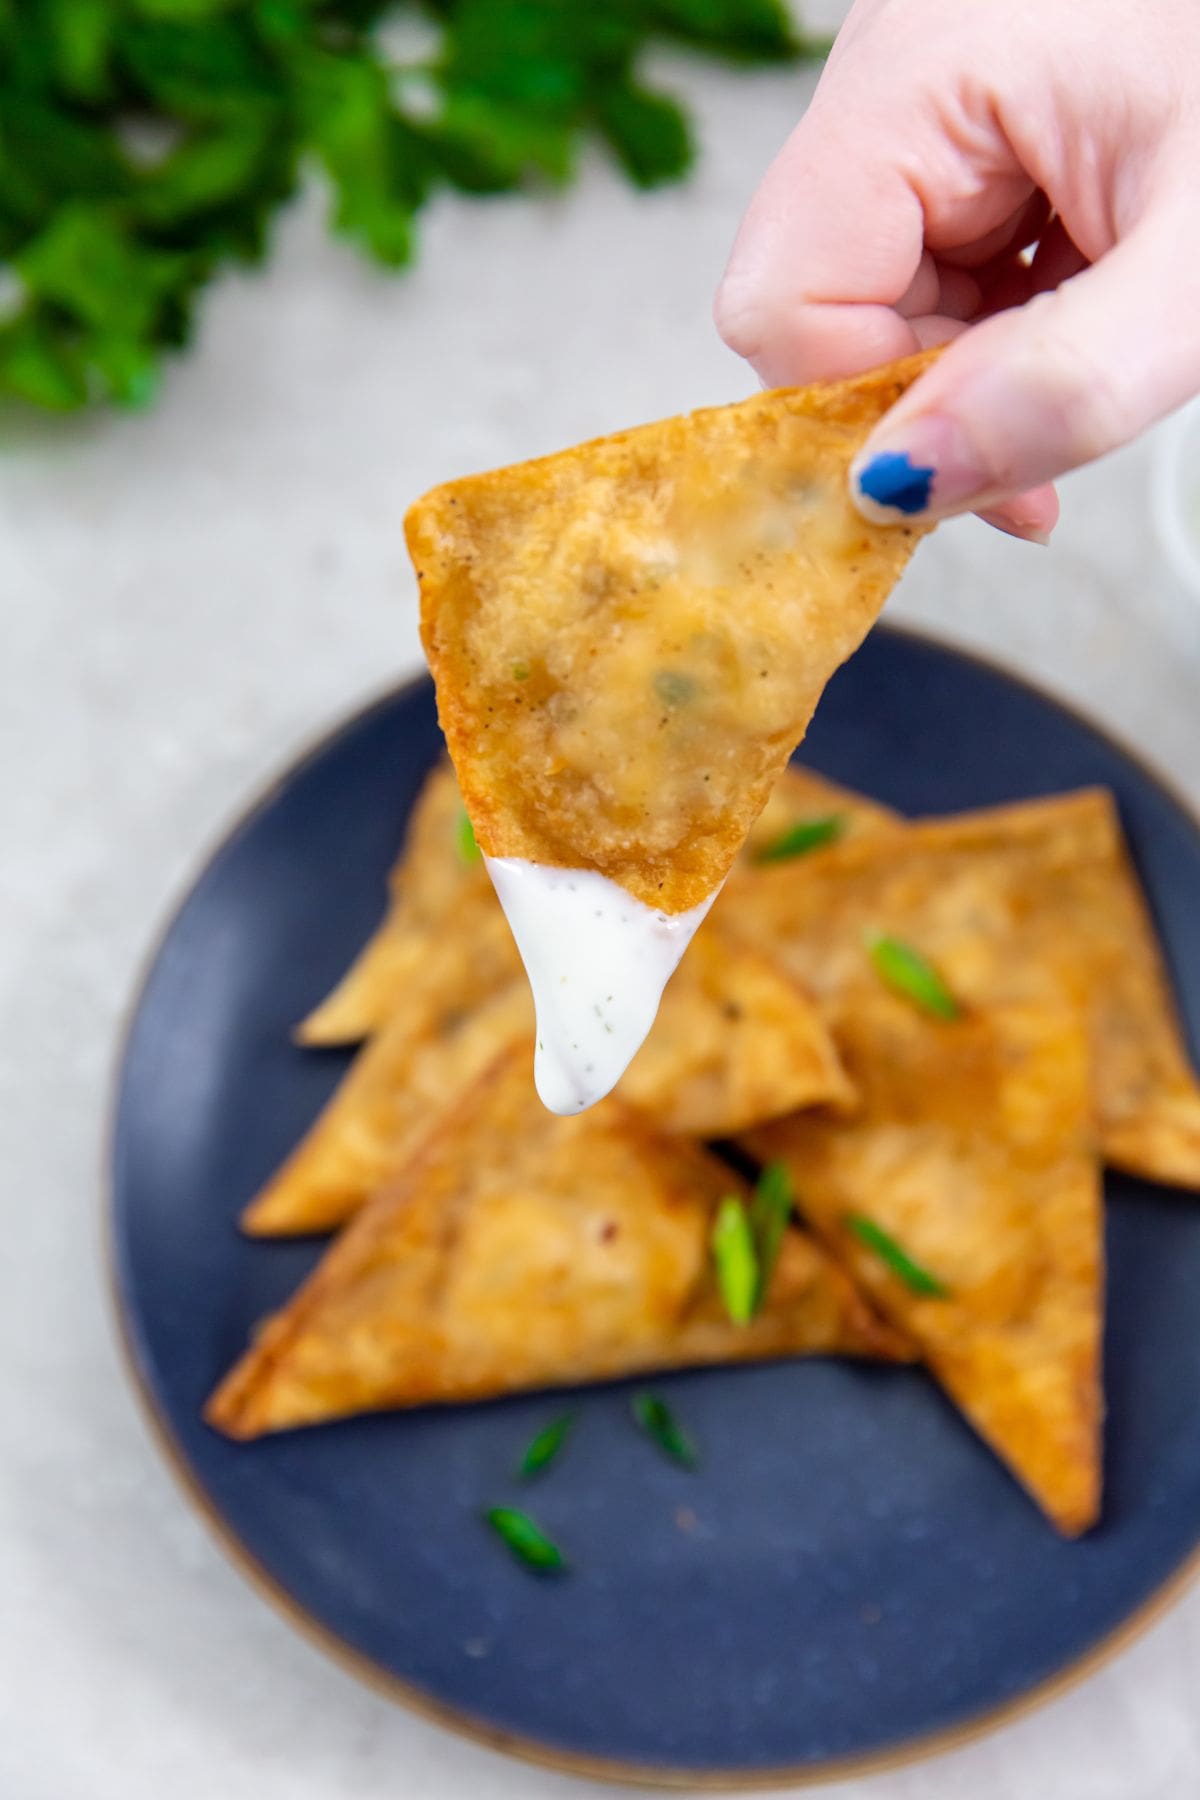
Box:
978;509;1053;547
851;413;986;524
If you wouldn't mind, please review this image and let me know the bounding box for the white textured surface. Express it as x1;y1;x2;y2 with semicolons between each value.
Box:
3;25;1200;1800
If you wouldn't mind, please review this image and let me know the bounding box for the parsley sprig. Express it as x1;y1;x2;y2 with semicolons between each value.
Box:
0;1;822;413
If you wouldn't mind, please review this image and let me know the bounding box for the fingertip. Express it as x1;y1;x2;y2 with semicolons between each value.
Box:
712;272;768;369
978;483;1060;544
719;302;921;391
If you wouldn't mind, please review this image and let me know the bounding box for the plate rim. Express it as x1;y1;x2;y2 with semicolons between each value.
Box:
105;621;1200;1791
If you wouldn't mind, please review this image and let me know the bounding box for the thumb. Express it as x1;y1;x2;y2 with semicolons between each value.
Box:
849;210;1200;525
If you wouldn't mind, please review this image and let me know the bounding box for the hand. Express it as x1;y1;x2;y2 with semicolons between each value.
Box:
714;0;1200;541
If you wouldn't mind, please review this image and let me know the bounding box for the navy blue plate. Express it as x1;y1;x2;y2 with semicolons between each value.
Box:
110;627;1200;1786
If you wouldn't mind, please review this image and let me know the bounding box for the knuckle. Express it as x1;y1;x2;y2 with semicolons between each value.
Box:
1025;296;1129;460
712;276;767;362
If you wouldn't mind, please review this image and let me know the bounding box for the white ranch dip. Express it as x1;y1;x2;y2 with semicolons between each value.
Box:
484;855;718;1115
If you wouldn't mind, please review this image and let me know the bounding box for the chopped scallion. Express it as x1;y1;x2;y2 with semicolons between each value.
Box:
847;1213;948;1298
630;1391;697;1468
866;933;959;1019
753;813;845;863
517;1412;574;1479
485;1506;567;1572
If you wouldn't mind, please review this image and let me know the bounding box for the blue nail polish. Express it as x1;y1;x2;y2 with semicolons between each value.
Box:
855;450;934;516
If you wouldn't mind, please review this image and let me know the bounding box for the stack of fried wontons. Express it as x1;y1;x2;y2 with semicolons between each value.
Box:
206;759;1200;1535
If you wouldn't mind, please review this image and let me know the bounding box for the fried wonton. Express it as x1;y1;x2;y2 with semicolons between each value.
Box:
243;982;533;1236
746;988;1104;1535
411;352;936;914
297;882;520;1050
619;921;855;1133
209;1046;908;1438
297;761;496;1046
300;756;894;1051
743;762;901;862
244;917;853;1236
734;787;1200;1189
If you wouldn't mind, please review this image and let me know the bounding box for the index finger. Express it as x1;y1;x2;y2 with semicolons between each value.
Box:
714;93;927;385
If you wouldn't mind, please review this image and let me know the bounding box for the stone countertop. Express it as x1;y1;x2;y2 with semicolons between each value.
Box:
3;32;1200;1800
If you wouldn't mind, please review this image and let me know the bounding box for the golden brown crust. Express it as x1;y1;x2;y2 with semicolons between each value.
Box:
729;786;1200;1188
242;982;533;1236
299;757;897;1051
244;912;854;1237
412;352;937;911
297;761;495;1046
743;762;901;859
620;919;856;1133
209;1046;908;1438
745;990;1104;1536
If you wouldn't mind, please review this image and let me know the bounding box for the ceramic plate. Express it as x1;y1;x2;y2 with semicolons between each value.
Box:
110;627;1200;1786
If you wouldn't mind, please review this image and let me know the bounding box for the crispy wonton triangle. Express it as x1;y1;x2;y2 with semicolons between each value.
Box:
617;920;855;1134
244;918;853;1236
411;352;937;912
210;1046;908;1437
244;982;533;1236
297;761;496;1046
299;757;894;1050
743;762;901;861
746;989;1104;1535
730;786;1200;1189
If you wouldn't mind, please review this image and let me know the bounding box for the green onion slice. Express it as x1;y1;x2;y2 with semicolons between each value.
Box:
485;1506;567;1572
847;1213;949;1298
456;807;481;864
866;933;959;1019
749;1161;793;1306
630;1391;698;1468
711;1196;758;1325
517;1412;574;1479
753;813;845;863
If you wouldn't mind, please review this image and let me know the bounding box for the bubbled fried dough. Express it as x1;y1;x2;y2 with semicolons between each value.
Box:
412;352;937;912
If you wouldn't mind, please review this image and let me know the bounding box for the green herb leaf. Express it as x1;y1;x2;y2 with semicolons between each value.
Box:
653;668;697;707
594;80;692;189
711;1195;757;1325
296;48;430;266
17;204;186;338
86;334;161;408
432;89;575;187
0;93;130;213
0;0;820;413
46;0;114;102
485;1505;567;1572
753;813;845;863
748;1160;792;1307
117;15;277;117
518;1411;574;1479
647;0;799;61
0;312;93;410
456;807;481;864
134;113;288;228
630;1390;697;1468
847;1213;949;1298
866;933;959;1020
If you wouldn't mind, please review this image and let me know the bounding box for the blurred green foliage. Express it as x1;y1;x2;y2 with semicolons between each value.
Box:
0;0;822;413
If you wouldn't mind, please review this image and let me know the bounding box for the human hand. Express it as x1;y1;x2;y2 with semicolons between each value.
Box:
715;0;1200;542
